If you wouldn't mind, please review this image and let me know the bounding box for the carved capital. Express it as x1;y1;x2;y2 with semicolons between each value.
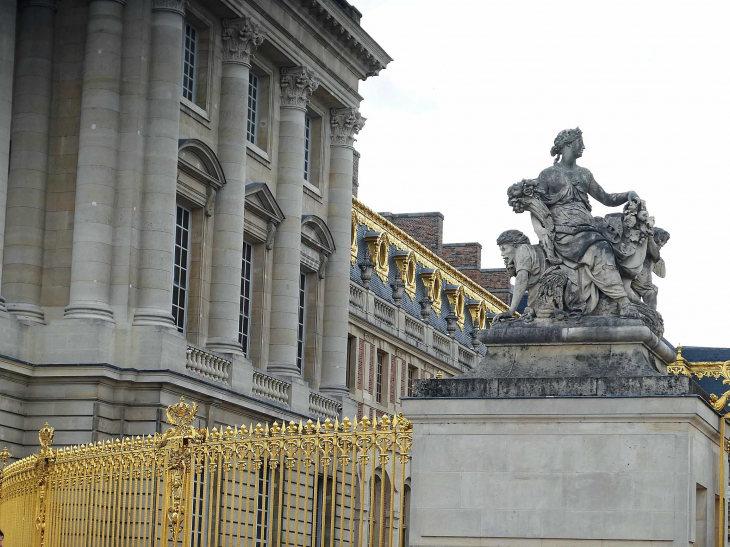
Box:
280;66;319;110
221;17;267;66
152;0;185;15
330;107;366;147
19;0;57;11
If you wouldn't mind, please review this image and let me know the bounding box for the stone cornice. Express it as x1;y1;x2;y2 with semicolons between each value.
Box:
330;107;365;147
296;0;392;78
353;198;509;314
152;0;185;15
280;66;320;110
221;16;267;66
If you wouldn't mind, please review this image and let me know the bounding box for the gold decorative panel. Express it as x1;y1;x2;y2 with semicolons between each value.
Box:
466;299;488;329
363;231;390;283
444;284;466;330
393;250;417;300
420;269;444;315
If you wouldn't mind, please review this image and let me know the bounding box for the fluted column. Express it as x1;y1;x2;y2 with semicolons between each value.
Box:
320;108;365;396
64;0;125;321
3;0;57;323
0;0;18;314
132;0;185;327
206;17;266;354
268;66;319;375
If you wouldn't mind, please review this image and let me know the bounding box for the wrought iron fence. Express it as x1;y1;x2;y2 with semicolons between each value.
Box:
0;398;413;547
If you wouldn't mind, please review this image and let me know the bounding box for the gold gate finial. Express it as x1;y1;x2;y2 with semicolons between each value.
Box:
0;446;10;468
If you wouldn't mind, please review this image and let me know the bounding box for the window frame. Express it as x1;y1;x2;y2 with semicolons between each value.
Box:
304;114;313;182
407;366;416;398
247;72;259;145
172;204;192;334
297;271;307;373
376;351;385;404
182;20;198;103
239;240;254;357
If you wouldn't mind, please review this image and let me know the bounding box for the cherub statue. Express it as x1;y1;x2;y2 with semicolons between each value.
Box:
628;227;669;310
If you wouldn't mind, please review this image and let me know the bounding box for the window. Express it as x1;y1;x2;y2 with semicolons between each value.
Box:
239;241;253;356
297;272;306;372
376;351;384;404
346;335;355;389
255;469;271;547
247;73;259;144
172;205;191;333
304;115;312;181
182;21;198;102
407;366;416;397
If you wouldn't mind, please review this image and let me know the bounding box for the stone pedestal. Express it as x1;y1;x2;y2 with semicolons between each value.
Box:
403;322;728;547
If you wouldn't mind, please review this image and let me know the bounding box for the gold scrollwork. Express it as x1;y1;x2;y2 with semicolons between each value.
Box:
393;251;417;300
363;231;390;283
466;299;488;329
444;284;466;329
668;345;730;411
420;269;443;315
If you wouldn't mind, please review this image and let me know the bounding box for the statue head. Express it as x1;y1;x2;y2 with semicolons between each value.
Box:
653;227;670;249
550;127;584;164
497;230;531;276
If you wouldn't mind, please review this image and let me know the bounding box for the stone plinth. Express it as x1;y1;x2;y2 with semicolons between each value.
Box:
404;323;726;547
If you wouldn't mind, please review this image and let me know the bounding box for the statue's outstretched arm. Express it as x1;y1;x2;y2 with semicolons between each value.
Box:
587;171;637;207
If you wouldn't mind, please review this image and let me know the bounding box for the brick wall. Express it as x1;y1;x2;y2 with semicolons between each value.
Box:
441;243;482;268
380;211;444;255
461;268;512;305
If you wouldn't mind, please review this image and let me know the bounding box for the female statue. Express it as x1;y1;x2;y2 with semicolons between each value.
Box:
510;128;643;318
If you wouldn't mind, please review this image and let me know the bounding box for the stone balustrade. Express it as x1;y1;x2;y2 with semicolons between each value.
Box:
309;392;342;422
252;370;291;406
349;281;364;311
405;316;425;342
349;280;481;375
374;297;395;326
458;346;475;369
186;345;232;385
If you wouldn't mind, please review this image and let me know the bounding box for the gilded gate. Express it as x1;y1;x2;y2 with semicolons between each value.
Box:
0;398;413;547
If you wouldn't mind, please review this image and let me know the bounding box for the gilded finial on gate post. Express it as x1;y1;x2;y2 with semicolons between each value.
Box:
0;446;10;468
436;370;443;379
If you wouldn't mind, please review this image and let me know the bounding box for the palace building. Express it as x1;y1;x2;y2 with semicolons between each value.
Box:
0;0;513;463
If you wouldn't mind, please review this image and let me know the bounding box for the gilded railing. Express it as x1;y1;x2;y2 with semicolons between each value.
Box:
0;398;413;547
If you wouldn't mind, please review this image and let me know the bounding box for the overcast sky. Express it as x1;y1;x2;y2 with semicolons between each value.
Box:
353;0;730;348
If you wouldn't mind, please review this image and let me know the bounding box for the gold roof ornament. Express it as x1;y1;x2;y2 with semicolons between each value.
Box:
667;345;730;412
444;283;466;330
0;446;11;468
393;250;417;301
353;198;508;313
420;269;444;315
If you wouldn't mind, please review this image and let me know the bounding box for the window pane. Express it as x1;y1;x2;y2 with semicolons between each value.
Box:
247;73;259;144
238;241;254;356
296;272;306;372
304;115;311;181
181;22;197;102
172;204;191;333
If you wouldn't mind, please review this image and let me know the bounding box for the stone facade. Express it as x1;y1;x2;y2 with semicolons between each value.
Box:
0;0;391;459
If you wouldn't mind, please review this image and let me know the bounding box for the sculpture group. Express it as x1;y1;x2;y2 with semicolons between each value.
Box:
493;128;669;336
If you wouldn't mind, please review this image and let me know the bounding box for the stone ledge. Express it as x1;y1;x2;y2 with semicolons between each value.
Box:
413;374;712;402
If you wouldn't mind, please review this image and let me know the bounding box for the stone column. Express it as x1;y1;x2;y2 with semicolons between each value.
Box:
132;0;185;327
0;0;18;314
3;0;57;323
64;0;125;321
267;66;318;375
320;108;365;396
206;16;266;354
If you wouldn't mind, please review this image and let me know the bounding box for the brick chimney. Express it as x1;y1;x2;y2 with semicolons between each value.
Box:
379;211;444;255
441;242;482;269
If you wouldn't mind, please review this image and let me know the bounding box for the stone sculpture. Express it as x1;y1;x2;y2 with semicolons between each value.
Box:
496;128;666;336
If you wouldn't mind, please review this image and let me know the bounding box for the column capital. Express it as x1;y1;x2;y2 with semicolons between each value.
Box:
152;0;185;16
280;66;319;110
221;16;267;67
330;107;365;147
19;0;57;11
